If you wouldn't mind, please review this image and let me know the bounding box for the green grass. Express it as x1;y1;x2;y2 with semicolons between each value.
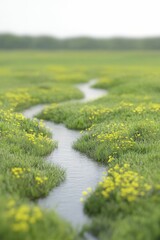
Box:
0;51;88;240
0;107;79;239
1;51;160;239
0;196;78;240
36;52;160;240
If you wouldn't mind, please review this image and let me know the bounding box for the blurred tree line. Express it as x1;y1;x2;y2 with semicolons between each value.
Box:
0;34;160;50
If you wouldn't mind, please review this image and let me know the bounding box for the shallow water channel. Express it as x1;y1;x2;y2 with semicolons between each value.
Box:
23;80;107;227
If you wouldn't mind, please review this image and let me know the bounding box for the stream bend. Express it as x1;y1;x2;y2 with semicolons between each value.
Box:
23;79;107;226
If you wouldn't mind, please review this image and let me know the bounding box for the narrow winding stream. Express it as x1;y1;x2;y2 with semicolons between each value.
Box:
23;80;107;227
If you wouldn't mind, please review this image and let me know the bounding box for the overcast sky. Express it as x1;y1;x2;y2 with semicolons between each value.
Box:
0;0;160;38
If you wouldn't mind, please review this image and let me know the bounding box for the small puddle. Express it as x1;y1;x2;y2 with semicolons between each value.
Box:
23;80;107;227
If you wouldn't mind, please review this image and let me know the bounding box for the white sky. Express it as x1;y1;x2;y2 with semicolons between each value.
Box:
0;0;160;38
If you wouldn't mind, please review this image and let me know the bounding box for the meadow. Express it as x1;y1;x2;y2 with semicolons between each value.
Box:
1;51;160;240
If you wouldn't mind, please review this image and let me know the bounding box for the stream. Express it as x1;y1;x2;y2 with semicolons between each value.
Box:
23;79;107;227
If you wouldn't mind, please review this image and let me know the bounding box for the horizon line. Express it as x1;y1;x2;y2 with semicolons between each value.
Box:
1;32;160;40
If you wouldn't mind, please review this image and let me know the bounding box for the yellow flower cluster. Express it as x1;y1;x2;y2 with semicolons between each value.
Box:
80;106;111;122
11;167;48;185
133;103;160;114
0;109;14;123
6;200;43;232
84;100;160;117
0;108;54;155
4;89;32;109
99;164;152;202
92;123;135;152
108;155;115;163
133;105;146;114
0;109;25;126
97;77;112;86
80;187;92;202
119;101;134;108
35;176;48;185
26;132;53;147
11;167;30;178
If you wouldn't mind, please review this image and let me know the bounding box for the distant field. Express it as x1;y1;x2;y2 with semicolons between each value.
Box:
1;51;160;240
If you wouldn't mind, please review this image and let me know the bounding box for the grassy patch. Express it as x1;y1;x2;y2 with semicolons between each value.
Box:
1;51;160;239
37;52;160;239
0;196;78;240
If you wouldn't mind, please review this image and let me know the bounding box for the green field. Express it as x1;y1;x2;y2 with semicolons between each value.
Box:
1;51;160;240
